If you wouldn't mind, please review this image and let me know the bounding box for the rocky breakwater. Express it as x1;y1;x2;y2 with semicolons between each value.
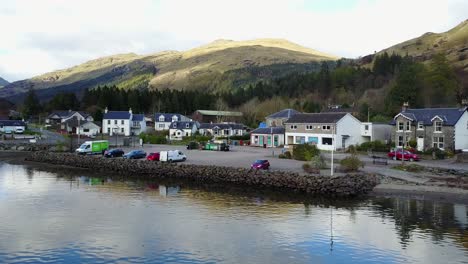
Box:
26;152;379;197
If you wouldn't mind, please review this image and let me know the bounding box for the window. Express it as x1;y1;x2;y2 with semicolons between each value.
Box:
406;121;411;131
322;125;331;130
398;122;404;131
290;125;297;130
308;137;318;144
322;137;332;145
172;116;178;122
114;120;117;125
185;123;190;128
185;132;189;136
121;120;124;125
434;121;442;132
433;136;444;149
107;120;110;125
398;135;403;147
121;128;124;133
83;129;89;132
107;128;110;134
418;122;424;130
306;125;313;130
158;124;165;128
295;136;305;144
159;116;165;122
364;125;369;131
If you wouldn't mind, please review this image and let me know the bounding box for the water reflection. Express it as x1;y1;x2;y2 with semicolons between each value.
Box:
0;162;466;264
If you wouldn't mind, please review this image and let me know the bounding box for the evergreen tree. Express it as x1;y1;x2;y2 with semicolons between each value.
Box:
22;88;42;118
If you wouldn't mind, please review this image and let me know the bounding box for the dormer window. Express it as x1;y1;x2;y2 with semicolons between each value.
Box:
185;123;189;128
159;115;165;122
172;115;178;122
434;121;442;132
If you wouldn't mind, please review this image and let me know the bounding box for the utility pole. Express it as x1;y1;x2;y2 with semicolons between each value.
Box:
331;125;335;176
77;118;80;147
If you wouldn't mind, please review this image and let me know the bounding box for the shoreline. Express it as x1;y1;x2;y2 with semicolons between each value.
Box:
1;150;467;203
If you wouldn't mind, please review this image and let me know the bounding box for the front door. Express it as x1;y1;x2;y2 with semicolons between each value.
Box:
274;135;279;147
417;137;424;151
267;136;271;146
259;136;263;146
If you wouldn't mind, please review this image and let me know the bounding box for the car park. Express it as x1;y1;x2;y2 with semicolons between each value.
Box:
251;160;270;170
387;149;420;161
104;149;124;158
147;152;160;161
123;150;147;159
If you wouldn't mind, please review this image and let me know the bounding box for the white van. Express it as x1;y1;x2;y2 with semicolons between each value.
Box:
160;150;187;162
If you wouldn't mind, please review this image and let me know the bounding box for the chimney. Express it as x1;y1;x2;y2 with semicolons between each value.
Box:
104;107;108;114
461;99;468;109
402;102;409;112
129;108;132;114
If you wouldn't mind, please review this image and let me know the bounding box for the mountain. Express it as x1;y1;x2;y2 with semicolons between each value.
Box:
370;19;468;70
0;77;8;87
0;39;337;102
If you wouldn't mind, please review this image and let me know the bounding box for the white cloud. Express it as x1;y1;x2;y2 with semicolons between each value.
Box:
0;0;466;81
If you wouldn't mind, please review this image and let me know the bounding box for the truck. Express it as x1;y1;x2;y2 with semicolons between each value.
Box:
204;142;229;151
159;150;187;162
76;140;109;155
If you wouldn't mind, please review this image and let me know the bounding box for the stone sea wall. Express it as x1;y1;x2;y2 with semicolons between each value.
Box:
0;142;69;152
25;152;378;197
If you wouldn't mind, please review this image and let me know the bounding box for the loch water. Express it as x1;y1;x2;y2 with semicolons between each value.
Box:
0;162;467;264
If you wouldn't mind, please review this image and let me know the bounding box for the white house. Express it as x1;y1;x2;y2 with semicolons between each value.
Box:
361;122;393;143
154;113;190;131
284;113;364;151
102;108;146;136
250;127;285;148
0;120;26;133
169;121;199;140
198;123;246;137
46;110;93;124
62;117;101;136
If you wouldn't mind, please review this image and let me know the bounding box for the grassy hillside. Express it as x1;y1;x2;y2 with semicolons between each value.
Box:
374;19;468;70
0;39;337;101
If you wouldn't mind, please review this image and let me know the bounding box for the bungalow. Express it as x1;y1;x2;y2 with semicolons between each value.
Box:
265;109;300;127
154;113;190;131
391;102;468;151
102;108;146;136
0;120;26;134
169;121;199;140
285;112;363;151
192;110;243;123
250;127;285;147
46;110;93;124
198;123;246;137
62;117;101;137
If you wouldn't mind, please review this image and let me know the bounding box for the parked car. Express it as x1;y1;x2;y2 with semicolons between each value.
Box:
186;141;199;150
388;149;420;161
123;150;147;159
147;152;160;161
251;160;270;170
104;149;124;158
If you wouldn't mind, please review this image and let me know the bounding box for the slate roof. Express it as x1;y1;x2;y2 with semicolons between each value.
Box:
131;114;144;122
169;121;198;130
266;109;300;119
103;111;131;120
0;120;26;127
47;110;90;119
154;113;185;122
199;123;245;130
391;108;467;126
63;118;100;128
195;110;243;117
285;113;347;124
251;127;285;134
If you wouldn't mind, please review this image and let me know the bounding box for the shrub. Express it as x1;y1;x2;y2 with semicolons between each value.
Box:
139;133;167;144
310;155;327;169
424;147;446;159
357;140;390;152
347;145;357;154
278;154;286;159
408;139;417;148
293;144;320;161
283;151;292;159
339;154;364;172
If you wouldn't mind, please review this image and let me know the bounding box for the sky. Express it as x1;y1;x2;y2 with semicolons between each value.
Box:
0;0;466;82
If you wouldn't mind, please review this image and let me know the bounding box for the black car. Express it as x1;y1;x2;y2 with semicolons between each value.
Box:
186;141;199;150
123;150;147;159
104;149;124;158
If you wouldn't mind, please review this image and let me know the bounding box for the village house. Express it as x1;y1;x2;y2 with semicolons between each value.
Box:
192;110;243;123
391;102;468;151
0;120;26;134
154;113;190;131
198;123;247;137
61;117;101;137
46;110;93;124
102;108;146;136
169;121;199;140
250;127;285;147
265;108;300;127
284;112;364;151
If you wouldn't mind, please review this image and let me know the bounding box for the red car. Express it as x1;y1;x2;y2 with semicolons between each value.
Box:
387;150;420;161
146;152;160;161
251;160;270;170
